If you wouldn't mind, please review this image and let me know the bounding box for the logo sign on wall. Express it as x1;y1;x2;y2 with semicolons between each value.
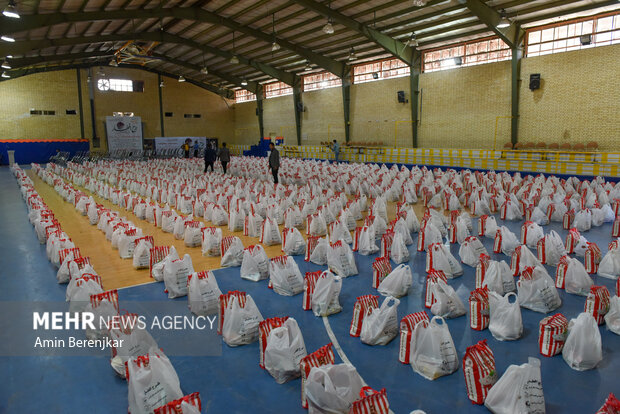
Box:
105;116;143;152
154;137;207;151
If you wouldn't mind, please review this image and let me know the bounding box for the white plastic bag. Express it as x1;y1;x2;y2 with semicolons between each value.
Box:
410;316;459;380
153;247;179;282
220;237;244;267
562;312;602;371
427;243;463;278
311;271;342;317
517;266;562;313
356;226;379;255
488;292;523;341
240;245;270;281
202;227;222;256
561;256;594;296
598;247;620;279
309;237;329;266
390;232;410;264
187;271;222;316
604;296;620;335
458;236;488;267
269;256;304;296
378;264;412;298
221;294;263;346
127;349;183;414
327;240;358;277
360;296;400;345
430;279;466;319
163;254;194;298
109;320;159;378
484;357;545;414
264;318;307;384
132;238;153;269
484;260;516;295
305;364;364;414
260;217;282;246
283;227;306;256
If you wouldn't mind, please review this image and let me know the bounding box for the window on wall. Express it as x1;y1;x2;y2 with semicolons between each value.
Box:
353;58;410;84
235;89;256;103
526;12;620;57
303;72;342;91
423;37;512;73
97;78;143;92
264;81;293;99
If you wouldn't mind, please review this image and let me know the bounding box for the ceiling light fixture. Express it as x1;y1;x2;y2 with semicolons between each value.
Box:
200;66;208;74
109;59;118;67
1;71;9;78
408;32;418;48
271;13;281;52
1;36;16;42
2;1;20;19
230;31;239;64
323;17;334;35
159;80;164;87
497;9;511;28
305;61;312;71
241;78;248;86
1;60;10;69
412;0;427;7
178;75;185;82
6;55;12;58
348;47;356;61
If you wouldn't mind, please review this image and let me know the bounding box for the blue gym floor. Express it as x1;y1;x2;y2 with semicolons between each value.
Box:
1;165;618;413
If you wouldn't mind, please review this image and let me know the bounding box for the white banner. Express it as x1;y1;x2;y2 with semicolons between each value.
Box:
106;116;143;152
154;137;207;151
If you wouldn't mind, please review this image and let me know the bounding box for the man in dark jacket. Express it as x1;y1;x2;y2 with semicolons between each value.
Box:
218;142;231;174
204;143;216;172
268;142;280;184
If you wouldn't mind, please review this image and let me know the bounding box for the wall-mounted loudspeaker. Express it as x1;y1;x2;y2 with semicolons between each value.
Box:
580;34;592;45
296;101;305;112
529;74;541;91
397;91;408;103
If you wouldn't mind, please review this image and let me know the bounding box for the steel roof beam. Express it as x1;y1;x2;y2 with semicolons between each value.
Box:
0;31;295;85
460;0;526;47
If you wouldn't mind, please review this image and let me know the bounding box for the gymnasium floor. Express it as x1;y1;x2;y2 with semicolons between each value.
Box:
1;165;619;413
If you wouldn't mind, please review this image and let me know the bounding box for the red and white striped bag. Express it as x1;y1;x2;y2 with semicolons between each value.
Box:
350;295;379;337
398;312;429;364
555;255;571;289
417;219;428;252
563;209;575;230
350;387;389;414
149;246;170;278
305;235;320;262
596;393;620;414
89;288;119;314
478;215;490;237
524;205;534;221
613;200;620;217
300;343;335;408
475;254;491;288
565;228;581;254
463;340;496;405
546;203;556;222
352;226;363;252
258;316;289;369
153;392;201;414
585;286;611;324
469;287;490;331
59;247;82;266
425;270;448;308
585;243;602;274
220;236;236;258
613;218;620;238
538;313;568;357
380;230;394;258
372;257;392;289
617;277;619;297
489;197;498;213
217;290;247;334
302;271;322;311
493;229;503;254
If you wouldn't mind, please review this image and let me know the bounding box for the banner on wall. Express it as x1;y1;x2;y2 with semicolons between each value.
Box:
154;137;207;151
105;116;143;152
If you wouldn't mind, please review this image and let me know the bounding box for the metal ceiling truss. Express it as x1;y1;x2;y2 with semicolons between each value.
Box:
0;61;235;99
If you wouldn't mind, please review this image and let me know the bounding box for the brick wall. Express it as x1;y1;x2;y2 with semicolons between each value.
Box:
519;43;620;150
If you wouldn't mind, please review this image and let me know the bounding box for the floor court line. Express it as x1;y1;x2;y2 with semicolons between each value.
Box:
322;315;396;414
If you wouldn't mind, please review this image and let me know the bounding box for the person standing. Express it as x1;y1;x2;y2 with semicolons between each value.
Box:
193;140;200;157
331;139;340;163
182;139;191;158
268;142;280;184
218;142;230;174
204;143;216;172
